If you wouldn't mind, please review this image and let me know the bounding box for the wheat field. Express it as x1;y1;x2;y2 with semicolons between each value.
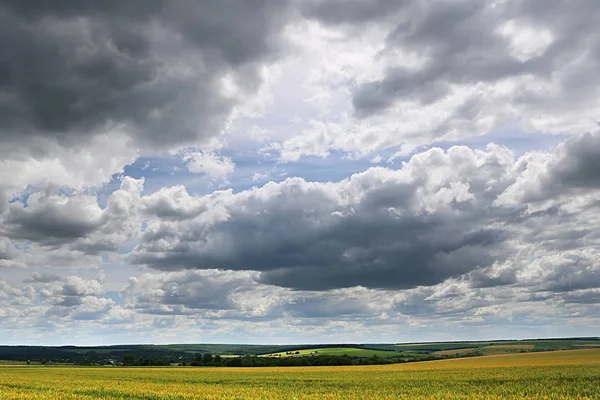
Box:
1;349;599;399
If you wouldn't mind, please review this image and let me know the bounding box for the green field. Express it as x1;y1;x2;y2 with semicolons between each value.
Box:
0;349;599;399
260;347;398;358
393;339;600;354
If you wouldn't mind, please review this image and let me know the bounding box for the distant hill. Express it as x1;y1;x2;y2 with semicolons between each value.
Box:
1;338;598;366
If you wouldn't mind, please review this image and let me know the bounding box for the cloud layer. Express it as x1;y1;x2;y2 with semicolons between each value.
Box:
1;1;600;344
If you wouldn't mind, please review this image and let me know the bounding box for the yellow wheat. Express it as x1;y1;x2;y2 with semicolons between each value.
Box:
1;349;599;399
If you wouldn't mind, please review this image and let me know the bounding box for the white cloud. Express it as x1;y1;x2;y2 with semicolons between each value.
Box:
182;151;235;180
267;0;600;161
132;142;517;291
3;1;600;343
0;132;137;196
0;177;144;271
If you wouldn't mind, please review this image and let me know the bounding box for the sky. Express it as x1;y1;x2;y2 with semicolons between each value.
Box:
1;0;600;346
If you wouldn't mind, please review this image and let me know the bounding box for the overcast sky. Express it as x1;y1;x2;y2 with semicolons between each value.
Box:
1;0;600;346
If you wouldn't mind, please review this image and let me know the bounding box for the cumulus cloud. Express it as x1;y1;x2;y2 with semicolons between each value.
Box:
41;274;105;306
0;0;294;150
131;143;517;290
129;132;600;303
123;270;258;315
468;262;518;289
0;237;19;268
0;133;138;195
24;272;62;284
279;0;600;159
3;192;104;243
0;0;295;194
28;271;119;326
182;151;235;181
1;177;144;253
393;282;482;318
0;280;23;300
497;133;600;207
121;269;393;323
4;132;600;338
517;249;600;294
68;297;115;321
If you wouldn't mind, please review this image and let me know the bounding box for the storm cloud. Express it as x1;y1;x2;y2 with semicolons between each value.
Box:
0;0;294;154
132;144;517;290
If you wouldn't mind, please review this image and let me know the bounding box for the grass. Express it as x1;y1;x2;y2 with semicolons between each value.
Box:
0;349;599;399
394;342;492;352
393;339;600;355
433;348;478;356
0;361;29;365
260;347;398;358
484;344;535;349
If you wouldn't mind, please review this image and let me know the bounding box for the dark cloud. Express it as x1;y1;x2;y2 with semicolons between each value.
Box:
44;296;115;321
257;224;505;290
1;177;143;253
132;145;516;291
533;252;600;293
392;283;491;318
498;132;600;206
469;266;517;289
0;189;7;215
124;271;255;315
282;294;373;318
0;238;15;262
394;291;436;317
39;274;106;311
0;0;294;156
122;270;385;321
557;289;600;305
2;195;103;243
129;136;599;297
549;133;600;190
302;0;405;25
351;1;523;115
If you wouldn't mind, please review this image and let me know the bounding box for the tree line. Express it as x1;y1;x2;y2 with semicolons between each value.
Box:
120;353;441;367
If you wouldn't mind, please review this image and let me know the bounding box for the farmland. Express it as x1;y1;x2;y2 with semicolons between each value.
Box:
3;338;599;366
391;339;600;356
260;347;398;358
0;349;599;399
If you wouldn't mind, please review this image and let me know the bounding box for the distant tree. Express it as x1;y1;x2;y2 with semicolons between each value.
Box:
213;355;222;365
123;355;135;366
202;353;213;364
226;357;242;367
